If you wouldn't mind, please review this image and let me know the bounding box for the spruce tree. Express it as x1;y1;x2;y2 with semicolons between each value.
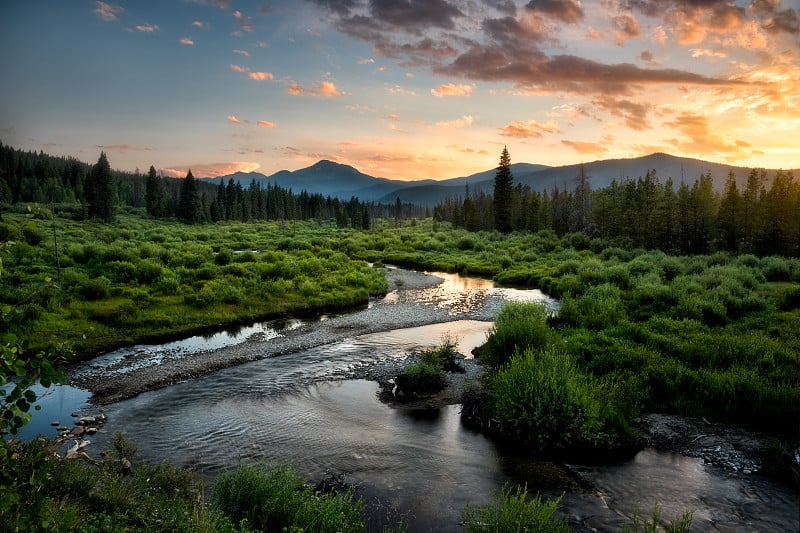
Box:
177;169;202;223
86;152;115;222
145;165;164;217
493;146;514;233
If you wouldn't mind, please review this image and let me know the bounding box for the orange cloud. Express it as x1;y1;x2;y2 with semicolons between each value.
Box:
561;139;609;156
257;120;276;128
227;115;243;124
230;64;247;73
320;81;343;96
499;119;560;138
436;115;474;128
248;71;274;81
431;83;474;97
611;13;641;45
287;81;345;97
663;112;753;160
179;37;194;46
192;21;206;29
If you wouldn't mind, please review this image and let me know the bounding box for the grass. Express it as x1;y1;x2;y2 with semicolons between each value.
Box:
394;337;461;398
462;485;569;533
1;211;386;357
212;464;366;532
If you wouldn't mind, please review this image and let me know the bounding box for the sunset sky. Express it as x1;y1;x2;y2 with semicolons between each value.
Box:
2;0;798;180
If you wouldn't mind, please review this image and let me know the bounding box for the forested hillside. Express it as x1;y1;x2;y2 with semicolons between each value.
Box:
435;164;800;257
0;142;422;228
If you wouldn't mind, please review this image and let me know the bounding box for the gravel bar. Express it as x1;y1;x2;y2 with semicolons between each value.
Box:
71;268;502;405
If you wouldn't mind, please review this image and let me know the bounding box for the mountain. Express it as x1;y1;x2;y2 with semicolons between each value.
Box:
206;154;798;207
200;159;434;201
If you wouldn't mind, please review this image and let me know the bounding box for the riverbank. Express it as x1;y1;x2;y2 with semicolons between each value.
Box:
70;268;509;404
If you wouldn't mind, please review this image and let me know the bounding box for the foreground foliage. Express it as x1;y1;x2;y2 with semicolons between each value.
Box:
463;485;569;533
212;464;365;532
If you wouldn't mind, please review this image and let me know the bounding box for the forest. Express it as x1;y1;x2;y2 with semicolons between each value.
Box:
435;163;800;258
0;142;423;229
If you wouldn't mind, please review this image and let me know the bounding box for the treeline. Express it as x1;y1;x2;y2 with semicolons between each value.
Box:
0;142;422;228
434;166;800;257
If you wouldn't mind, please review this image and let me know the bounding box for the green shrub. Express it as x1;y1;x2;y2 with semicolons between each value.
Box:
760;255;792;281
155;273;180;296
215;248;234;266
558;283;626;330
478;302;551;367
21;222;44;246
134;258;163;284
212;464;365;533
104;260;137;283
492;347;603;452
463;485;569;533
78;276;111;300
0;222;21;241
396;361;446;397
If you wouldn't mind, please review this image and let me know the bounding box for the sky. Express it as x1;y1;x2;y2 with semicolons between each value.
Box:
1;0;799;181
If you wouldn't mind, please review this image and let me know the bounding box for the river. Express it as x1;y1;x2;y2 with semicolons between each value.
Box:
19;269;800;532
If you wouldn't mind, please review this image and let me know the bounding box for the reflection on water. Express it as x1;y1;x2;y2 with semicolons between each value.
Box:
91;381;506;532
562;449;799;532
70;319;304;378
9;382;91;441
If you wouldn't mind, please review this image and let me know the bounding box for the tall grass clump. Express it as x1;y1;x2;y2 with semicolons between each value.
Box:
622;504;693;533
477;302;551;367
463;485;569;533
212;464;365;533
557;283;627;331
395;337;461;398
491;346;629;453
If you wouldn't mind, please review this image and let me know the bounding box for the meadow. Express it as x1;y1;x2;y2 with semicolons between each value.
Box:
2;206;798;531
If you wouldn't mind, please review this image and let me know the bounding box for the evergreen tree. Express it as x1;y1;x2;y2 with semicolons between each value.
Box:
145;165;164;217
493;146;514;233
570;164;593;235
717;171;742;252
177;169;202;223
86;152;115;222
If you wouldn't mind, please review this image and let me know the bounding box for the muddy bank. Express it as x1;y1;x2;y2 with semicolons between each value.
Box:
71;268;509;404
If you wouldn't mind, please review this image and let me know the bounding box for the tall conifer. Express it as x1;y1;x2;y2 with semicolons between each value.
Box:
493;146;514;233
86;152;115;222
178;169;201;223
145;165;163;217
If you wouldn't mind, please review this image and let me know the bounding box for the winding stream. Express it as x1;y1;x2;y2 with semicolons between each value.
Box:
20;271;800;532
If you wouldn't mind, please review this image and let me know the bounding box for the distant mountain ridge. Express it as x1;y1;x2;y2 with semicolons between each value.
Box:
201;153;797;207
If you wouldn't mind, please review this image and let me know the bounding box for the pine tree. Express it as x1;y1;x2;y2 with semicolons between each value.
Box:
717;171;742;252
493;146;514;233
177;169;202;223
145;165;164;217
86;152;115;222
